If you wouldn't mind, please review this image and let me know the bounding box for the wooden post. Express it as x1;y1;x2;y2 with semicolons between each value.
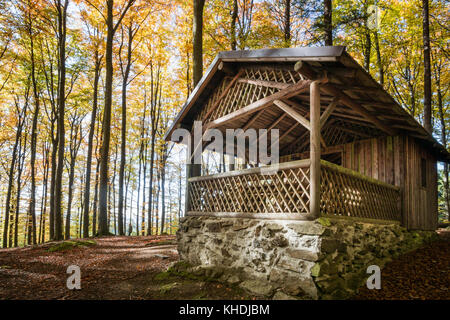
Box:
185;138;201;215
309;81;321;220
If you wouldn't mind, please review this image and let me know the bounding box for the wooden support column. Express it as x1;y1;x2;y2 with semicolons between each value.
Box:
185;137;201;215
309;81;321;220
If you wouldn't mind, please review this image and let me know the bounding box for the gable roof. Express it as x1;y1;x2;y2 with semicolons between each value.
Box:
165;46;449;162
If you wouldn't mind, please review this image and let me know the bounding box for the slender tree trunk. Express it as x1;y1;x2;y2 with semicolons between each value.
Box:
141;138;148;236
112;144;118;234
283;0;291;47
39;143;49;243
118;26;133;236
374;30;384;86
2;102;26;248
193;0;205;86
230;0;238;50
160;156;167;234
65;121;82;239
324;0;332;45
98;0;115;236
92;158;100;235
14;131;27;247
49;122;57;240
422;0;432;133
83;54;102;237
98;0;135;236
53;0;69;241
28;11;39;245
364;28;371;71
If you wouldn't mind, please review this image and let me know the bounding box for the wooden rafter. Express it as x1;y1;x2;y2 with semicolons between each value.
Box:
271;123;299;149
274;99;311;131
294;60;396;136
237;78;290;90
242;109;265;130
333;125;371;138
206;80;313;130
319;97;339;128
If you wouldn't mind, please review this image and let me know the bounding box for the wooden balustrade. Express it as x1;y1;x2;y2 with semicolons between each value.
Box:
320;160;401;221
186;159;401;222
187;159;311;220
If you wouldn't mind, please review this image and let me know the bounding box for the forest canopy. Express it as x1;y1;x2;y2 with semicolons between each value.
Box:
0;0;448;247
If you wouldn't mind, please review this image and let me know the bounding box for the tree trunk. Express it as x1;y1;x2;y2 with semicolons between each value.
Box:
324;0;332;45
160;150;167;234
2;100;27;248
49;121;57;240
193;0;205;86
364;28;371;71
98;0;135;236
98;1;115;236
53;0;69;241
39;142;49;243
230;0;238;50
422;0;432;133
65;120;82;239
118;25;133;236
374;30;384;86
14;130;27;247
283;0;291;47
27;9;39;245
83;53;102;238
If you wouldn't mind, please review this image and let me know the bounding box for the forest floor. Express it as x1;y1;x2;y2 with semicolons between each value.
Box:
0;231;448;300
0;235;254;300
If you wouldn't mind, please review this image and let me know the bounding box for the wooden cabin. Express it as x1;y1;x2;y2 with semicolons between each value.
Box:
165;46;449;231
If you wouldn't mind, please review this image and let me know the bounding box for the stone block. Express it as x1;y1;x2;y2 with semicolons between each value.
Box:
239;279;274;297
287;221;325;235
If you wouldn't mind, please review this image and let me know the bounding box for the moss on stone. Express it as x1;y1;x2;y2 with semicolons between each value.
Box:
311;263;321;277
317;217;331;227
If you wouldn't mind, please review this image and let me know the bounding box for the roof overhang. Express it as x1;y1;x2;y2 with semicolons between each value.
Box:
164;46;450;162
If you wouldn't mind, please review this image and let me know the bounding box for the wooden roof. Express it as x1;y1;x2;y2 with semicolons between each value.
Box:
165;46;449;162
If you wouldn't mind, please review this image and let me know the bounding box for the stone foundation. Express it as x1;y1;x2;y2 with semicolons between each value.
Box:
176;215;438;299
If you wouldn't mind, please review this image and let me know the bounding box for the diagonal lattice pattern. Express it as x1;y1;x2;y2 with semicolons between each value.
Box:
188;166;311;214
197;67;304;123
320;161;401;221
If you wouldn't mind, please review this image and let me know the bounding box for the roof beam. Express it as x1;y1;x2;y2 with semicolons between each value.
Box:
206;79;313;130
334;125;371;138
294;60;396;136
237;78;290;90
274;99;311;131
242;109;265;130
319;97;339;128
271;123;299;149
321;84;396;136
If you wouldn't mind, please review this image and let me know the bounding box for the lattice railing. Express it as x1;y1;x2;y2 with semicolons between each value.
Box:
320;160;401;221
187;160;311;217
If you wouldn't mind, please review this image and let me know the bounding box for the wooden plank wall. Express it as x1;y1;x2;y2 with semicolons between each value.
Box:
403;136;438;230
339;135;437;230
341;136;402;188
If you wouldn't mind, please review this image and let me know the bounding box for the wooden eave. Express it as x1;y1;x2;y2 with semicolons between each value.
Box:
165;46;450;162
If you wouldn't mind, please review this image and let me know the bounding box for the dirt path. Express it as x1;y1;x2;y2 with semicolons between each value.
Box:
0;233;448;300
0;236;252;300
